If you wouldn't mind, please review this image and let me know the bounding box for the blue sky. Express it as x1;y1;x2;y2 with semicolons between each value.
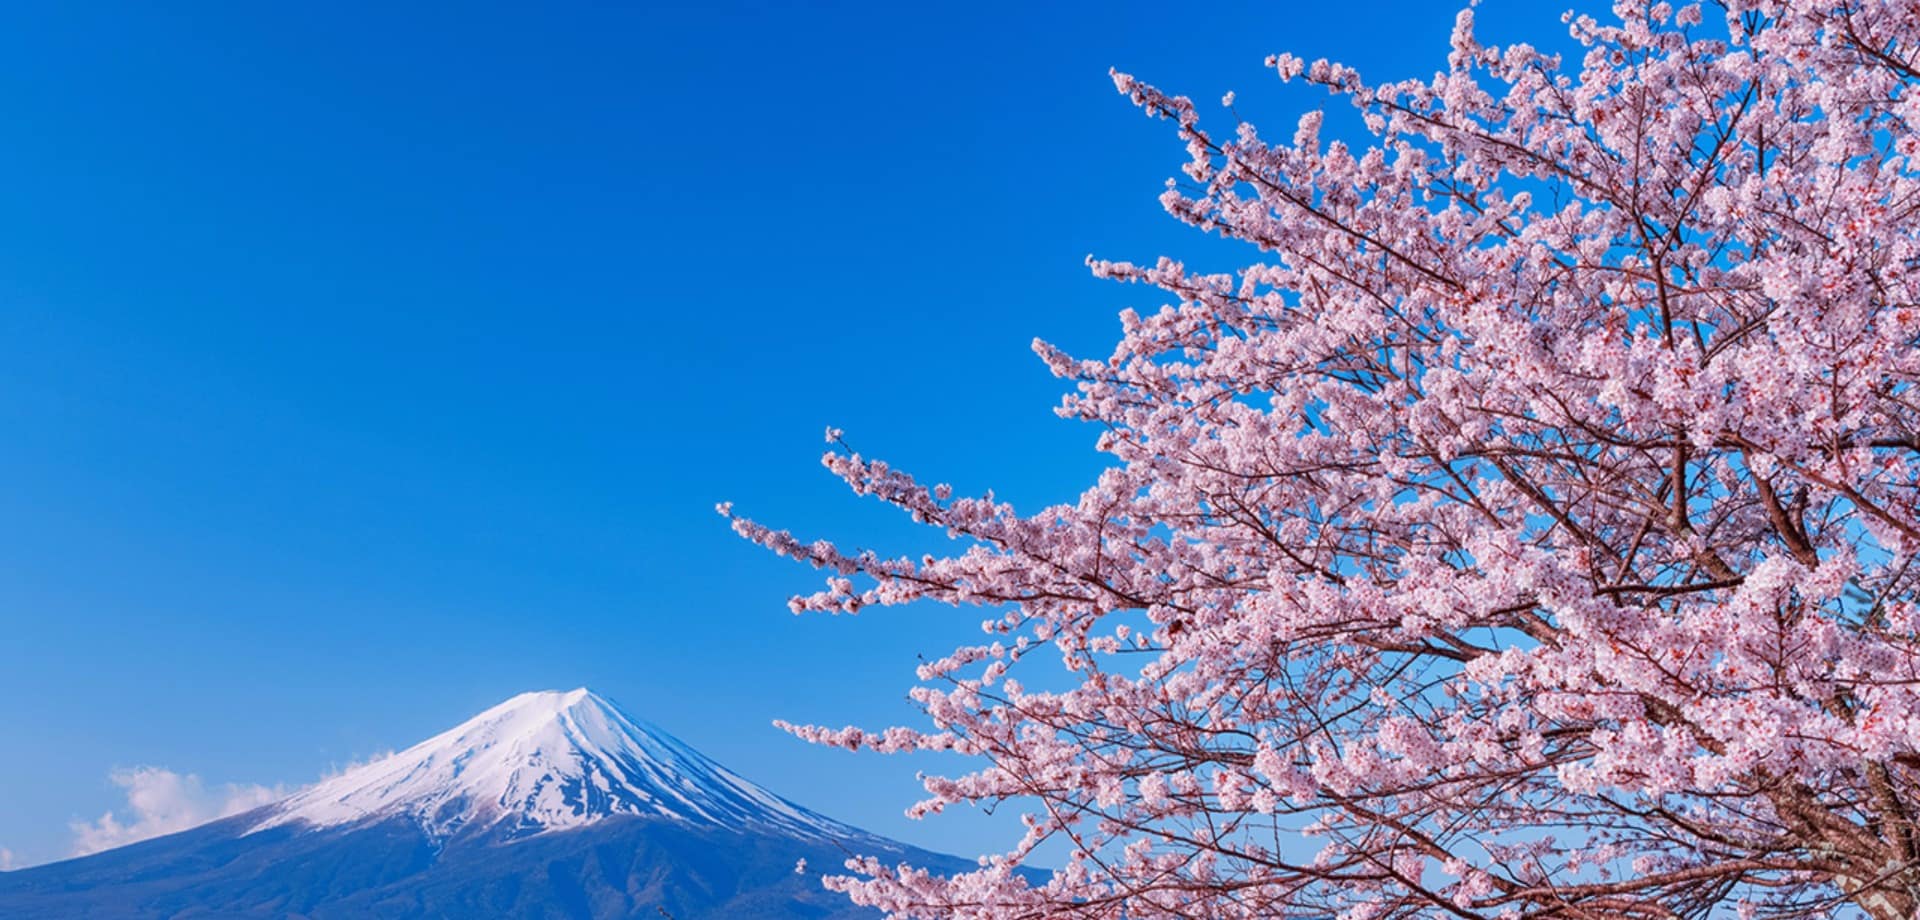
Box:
0;0;1583;867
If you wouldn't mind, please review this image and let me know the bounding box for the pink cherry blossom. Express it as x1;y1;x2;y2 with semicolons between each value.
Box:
730;1;1920;916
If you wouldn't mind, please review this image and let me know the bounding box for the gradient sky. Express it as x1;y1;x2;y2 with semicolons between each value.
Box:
0;0;1591;868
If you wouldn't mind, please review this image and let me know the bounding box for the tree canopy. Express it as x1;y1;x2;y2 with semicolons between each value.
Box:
732;2;1920;916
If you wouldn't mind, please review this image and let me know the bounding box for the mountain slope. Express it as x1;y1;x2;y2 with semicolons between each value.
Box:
257;689;863;843
0;689;972;919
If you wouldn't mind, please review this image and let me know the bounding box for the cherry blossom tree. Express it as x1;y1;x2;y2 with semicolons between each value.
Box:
727;1;1920;916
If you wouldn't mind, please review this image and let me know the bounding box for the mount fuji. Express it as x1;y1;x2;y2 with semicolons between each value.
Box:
0;689;969;919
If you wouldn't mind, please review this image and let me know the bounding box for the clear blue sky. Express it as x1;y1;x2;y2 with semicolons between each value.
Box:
0;0;1583;867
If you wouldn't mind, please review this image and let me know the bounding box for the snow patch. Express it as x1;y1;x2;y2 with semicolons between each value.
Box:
253;688;858;842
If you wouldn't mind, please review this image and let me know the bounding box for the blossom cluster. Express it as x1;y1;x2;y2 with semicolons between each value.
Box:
732;1;1920;916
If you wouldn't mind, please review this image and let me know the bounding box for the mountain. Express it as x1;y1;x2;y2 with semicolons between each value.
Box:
0;689;971;919
257;688;864;843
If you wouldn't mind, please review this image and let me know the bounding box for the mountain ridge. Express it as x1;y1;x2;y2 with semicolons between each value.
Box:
0;688;970;919
252;687;864;844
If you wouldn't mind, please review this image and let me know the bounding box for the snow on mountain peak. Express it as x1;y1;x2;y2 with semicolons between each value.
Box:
252;688;857;842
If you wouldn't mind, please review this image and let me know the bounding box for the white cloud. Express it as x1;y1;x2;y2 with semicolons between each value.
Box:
0;847;15;871
69;767;285;857
318;750;393;781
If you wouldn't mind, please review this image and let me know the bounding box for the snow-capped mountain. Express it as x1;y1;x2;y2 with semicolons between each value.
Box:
0;688;970;920
255;688;860;842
